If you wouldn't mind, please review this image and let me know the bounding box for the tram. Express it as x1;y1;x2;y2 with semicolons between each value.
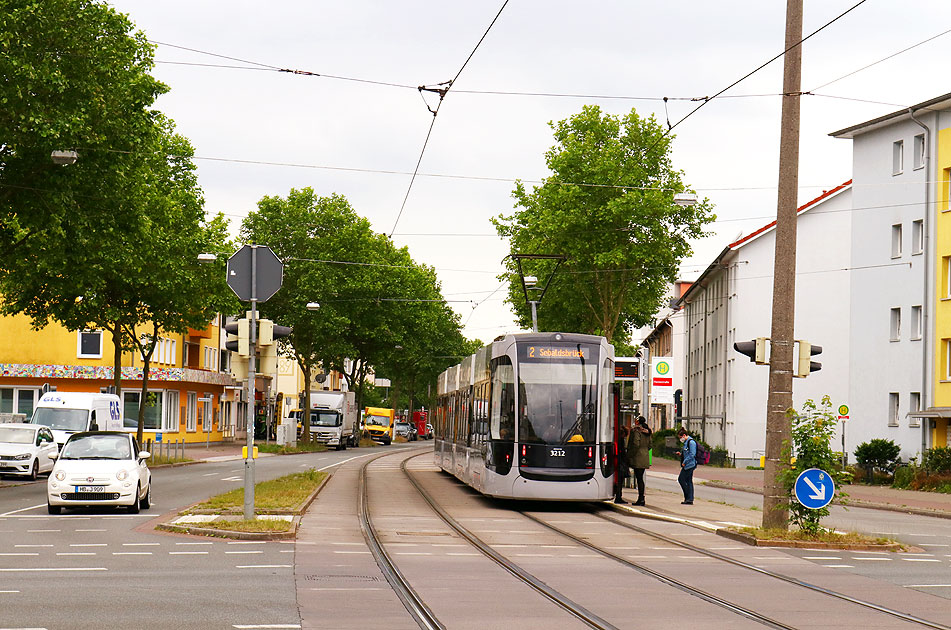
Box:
434;332;616;501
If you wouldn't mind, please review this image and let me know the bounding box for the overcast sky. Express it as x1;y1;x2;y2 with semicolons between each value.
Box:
108;1;951;343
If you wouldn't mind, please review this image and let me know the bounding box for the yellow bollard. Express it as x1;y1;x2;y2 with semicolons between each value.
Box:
242;445;259;459
760;455;765;468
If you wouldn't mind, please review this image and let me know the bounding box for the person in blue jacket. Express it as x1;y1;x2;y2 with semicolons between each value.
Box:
675;427;696;505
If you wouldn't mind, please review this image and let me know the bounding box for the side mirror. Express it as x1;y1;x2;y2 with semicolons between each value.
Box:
49;452;59;461
138;451;151;460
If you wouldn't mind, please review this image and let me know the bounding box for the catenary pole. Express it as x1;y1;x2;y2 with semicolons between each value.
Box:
763;0;803;530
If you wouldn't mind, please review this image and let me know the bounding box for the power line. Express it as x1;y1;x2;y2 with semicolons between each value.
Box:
387;0;509;237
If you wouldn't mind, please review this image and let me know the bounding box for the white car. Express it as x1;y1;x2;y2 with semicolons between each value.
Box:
0;423;57;480
47;431;151;514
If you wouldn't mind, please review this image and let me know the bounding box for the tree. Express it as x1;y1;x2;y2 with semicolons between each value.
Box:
493;105;714;343
0;0;166;263
854;439;901;479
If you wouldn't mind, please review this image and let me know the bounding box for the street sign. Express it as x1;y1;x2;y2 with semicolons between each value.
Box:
226;245;284;302
837;403;849;421
155;433;162;443
650;357;674;404
614;357;639;381
794;468;835;510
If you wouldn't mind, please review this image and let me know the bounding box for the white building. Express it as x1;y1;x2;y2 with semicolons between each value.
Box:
676;182;853;464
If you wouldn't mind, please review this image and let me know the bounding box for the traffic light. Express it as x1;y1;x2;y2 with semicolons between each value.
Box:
733;337;768;365
225;318;251;357
258;319;292;346
230;354;249;381
795;340;822;378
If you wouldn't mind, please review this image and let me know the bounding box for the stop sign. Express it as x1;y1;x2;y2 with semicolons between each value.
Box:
226;245;283;302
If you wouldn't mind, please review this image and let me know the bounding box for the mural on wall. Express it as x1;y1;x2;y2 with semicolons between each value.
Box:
0;364;235;386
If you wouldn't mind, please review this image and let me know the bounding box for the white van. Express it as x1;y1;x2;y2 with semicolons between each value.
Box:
29;392;123;448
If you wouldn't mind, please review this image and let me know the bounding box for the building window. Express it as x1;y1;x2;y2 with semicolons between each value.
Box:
912;219;923;255
163;391;180;432
911;305;922;340
913;134;925;170
889;307;901;342
891;224;902;258
909;392;921;427
123;391;163;430
77;330;103;359
0;388;37;417
888;392;899;427
186;392;197;432
893;140;904;175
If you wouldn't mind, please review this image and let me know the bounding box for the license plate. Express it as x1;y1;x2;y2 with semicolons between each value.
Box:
76;485;105;492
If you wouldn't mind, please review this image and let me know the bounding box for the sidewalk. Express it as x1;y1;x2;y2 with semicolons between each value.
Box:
645;457;951;519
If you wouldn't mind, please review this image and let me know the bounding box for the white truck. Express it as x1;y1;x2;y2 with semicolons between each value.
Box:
300;391;358;450
29;392;123;449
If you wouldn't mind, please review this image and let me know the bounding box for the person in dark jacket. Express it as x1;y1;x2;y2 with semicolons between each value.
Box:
674;427;697;504
626;416;652;506
614;425;630;503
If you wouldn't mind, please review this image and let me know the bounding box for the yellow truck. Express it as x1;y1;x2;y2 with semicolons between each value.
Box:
364;407;395;445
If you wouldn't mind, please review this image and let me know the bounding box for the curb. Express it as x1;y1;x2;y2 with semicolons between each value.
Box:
154;470;331;540
701;480;951;521
602;500;720;533
714;527;912;552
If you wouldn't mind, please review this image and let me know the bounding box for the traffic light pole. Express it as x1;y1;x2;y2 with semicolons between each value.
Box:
244;247;257;521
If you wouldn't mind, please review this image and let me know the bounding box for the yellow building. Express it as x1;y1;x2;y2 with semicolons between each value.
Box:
0;313;242;444
934;127;951;448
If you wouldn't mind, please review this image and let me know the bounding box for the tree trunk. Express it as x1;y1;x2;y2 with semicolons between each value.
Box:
301;360;312;443
111;321;123;397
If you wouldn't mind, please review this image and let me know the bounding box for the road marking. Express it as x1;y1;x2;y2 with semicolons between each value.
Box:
0;504;45;517
176;542;213;546
447;553;479;556
235;565;293;569
227;541;265;545
113;552;152;556
26;530;60;533
627;555;666;559
0;589;21;592
69;544;107;548
333;551;371;554
233;624;301;629
0;567;109;573
919;544;950;547
803;556;841;560
395;552;432;556
330;542;363;546
15;545;52;548
75;529;106;532
0;553;39;557
906;584;951;588
122;543;160;547
852;557;892;561
226;551;264;555
317;452;379;471
903;558;941;562
823;565;854;568
56;553;96;556
169;551;208;555
221;476;243;482
202;473;217;477
279;550;294;553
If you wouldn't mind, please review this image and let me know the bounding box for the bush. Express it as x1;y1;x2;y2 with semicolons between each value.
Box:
892;465;915;489
651;428;677;452
854;439;901;476
922;446;951;474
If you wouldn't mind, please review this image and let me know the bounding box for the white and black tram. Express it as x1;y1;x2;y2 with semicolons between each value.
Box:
434;332;616;501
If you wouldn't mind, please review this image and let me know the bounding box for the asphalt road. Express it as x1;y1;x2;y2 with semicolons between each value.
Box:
0;446;411;630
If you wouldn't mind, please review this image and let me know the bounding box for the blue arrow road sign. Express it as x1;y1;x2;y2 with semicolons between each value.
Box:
794;468;834;510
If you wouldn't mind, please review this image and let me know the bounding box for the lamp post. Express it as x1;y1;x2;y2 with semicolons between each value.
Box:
51;150;78;165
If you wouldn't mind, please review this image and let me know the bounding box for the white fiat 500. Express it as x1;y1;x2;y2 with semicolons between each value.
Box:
47;431;151;514
0;423;57;480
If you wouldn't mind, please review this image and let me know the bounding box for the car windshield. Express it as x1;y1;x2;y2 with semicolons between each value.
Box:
31;408;89;431
310;411;341;427
396;423;410;431
60;434;132;460
0;427;34;444
366;415;389;427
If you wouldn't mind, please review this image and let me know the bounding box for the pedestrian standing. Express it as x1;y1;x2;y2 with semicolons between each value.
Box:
626;416;652;506
675;427;697;504
614;425;630;504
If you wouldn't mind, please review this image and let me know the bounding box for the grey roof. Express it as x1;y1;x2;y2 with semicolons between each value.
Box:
829;92;951;139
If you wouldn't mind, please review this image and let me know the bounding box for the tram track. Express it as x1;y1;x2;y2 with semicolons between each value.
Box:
579;507;951;630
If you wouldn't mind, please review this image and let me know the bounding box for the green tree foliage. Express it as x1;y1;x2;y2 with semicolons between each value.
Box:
854;438;901;476
493;105;714;343
777;397;850;535
0;0;167;261
241;188;472;438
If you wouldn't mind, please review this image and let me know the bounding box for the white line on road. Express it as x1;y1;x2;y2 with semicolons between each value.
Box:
0;553;38;557
75;529;106;532
226;551;264;555
15;545;52;548
176;542;213;545
227;541;265;545
317;452;376;471
221;476;243;481
852;557;892;561
0;567;106;572
113;552;152;556
903;558;941;562
803;556;841;560
169;551;209;555
906;584;951;588
0;590;21;593
26;530;59;533
236;565;293;569
823;565;854;568
333;551;371;554
122;543;160;547
56;553;95;556
233;625;301;629
0;504;45;517
69;544;107;548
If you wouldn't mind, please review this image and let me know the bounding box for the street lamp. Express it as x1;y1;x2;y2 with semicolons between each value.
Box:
306;302;320;311
51;150;78;165
198;253;217;263
673;192;698;207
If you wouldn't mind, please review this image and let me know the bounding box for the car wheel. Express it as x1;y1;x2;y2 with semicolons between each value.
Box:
127;485;141;514
47;502;61;515
140;483;151;510
28;459;38;481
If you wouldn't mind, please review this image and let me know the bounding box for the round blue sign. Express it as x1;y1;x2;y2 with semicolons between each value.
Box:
794;468;834;510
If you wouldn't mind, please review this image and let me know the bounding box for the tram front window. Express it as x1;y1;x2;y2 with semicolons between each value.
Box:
518;362;598;445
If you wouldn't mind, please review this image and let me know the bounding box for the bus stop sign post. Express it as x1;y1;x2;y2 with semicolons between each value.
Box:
227;245;284;520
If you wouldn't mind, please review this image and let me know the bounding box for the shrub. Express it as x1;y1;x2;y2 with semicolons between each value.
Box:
922;446;951;474
854;439;901;476
651;428;677;452
892;465;915;489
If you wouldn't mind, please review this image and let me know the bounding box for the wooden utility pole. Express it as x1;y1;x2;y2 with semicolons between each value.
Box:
763;0;803;530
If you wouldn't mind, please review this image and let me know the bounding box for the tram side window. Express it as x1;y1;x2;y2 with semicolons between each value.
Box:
490;357;515;441
599;358;615;443
471;381;489;449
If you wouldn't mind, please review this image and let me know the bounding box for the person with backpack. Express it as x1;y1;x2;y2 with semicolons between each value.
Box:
626;416;652;506
675;427;697;505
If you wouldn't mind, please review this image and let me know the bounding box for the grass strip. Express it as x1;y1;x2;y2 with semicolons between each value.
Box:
192;469;327;511
739;527;895;546
197;518;294;533
256;441;328;454
148;454;192;466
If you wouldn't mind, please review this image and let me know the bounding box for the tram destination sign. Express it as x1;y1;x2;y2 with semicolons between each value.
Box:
518;344;592;362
